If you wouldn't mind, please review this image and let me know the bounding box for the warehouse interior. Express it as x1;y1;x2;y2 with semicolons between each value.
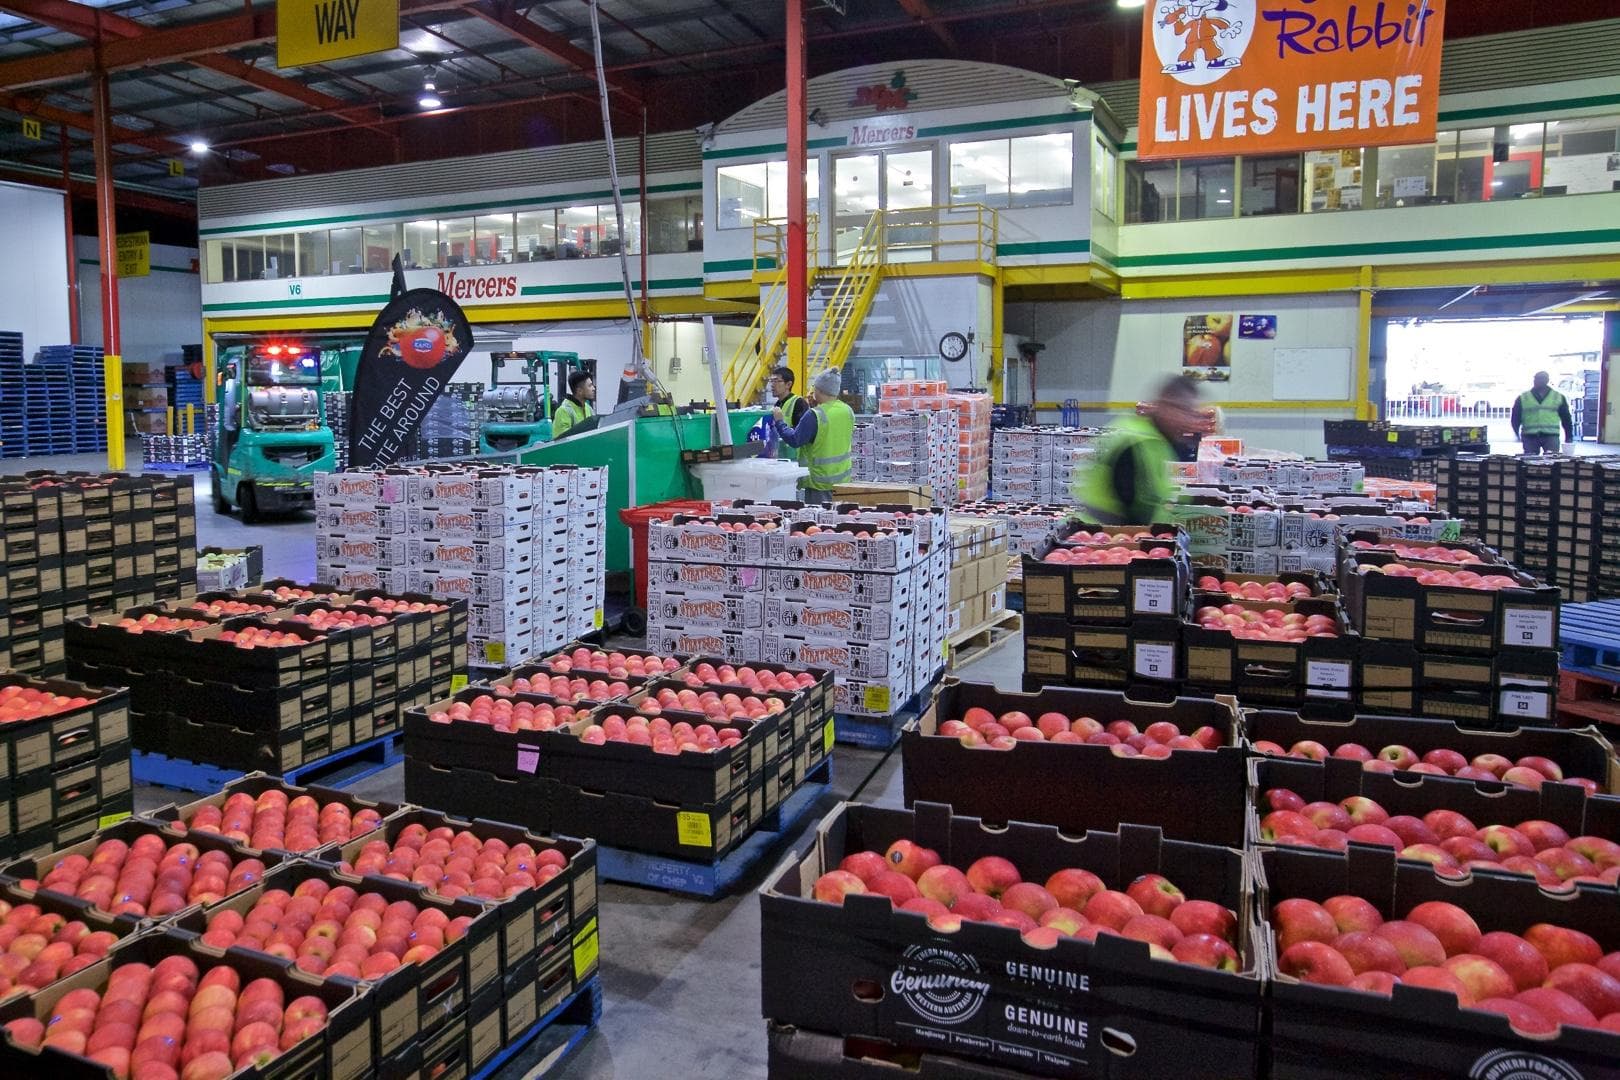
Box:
3;2;1620;1079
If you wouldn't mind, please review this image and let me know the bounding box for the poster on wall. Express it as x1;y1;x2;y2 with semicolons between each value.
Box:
1238;314;1277;339
1183;314;1233;381
349;255;474;468
1137;0;1447;160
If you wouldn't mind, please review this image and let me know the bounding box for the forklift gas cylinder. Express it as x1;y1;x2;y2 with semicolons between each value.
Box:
480;385;537;420
248;387;322;427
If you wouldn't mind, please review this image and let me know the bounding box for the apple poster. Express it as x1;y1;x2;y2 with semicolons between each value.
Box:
1182;314;1232;382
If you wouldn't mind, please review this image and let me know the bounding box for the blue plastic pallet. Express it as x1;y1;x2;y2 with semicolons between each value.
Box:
473;976;600;1080
595;760;833;896
833;677;938;749
1559;598;1620;680
133;730;405;794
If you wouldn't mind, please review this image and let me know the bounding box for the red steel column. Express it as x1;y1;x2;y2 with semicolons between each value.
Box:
61;127;80;343
784;0;807;388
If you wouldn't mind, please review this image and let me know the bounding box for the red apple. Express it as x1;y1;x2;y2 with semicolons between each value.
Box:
1279;941;1354;986
1124;874;1185;919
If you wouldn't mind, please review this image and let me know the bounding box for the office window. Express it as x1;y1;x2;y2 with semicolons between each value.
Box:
294;231;329;276
950;139;1009;208
438;217;474;266
232;237;266;280
1124;160;1177;222
515;210;556;260
474;214;513;263
1180;159;1236;220
556;205;597;257
1093;135;1118;220
1542;115;1620;195
402;221;437;269
1375;142;1440;206
1450;128;1492;203
717;162;768;229
1305;149;1363;211
1010;133;1072;207
647;195;701;253
362;225;397;272
764;161;820;221
329;228;362;274
1240;154;1300;216
263;234;295;279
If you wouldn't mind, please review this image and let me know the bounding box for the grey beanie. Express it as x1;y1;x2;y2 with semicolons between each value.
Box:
812;368;842;396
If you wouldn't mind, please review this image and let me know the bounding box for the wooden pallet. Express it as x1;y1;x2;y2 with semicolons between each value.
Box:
947;611;1022;671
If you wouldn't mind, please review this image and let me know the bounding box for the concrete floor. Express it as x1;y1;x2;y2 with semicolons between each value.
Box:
2;447;1026;1078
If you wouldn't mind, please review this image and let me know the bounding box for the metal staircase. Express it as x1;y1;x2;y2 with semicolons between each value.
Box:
723;211;883;406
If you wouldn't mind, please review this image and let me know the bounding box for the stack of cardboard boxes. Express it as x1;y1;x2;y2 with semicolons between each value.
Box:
316;464;607;667
644;506;949;719
990;426;1103;503
875;382;991;502
945;515;1010;639
0;474;197;677
849;410;958;503
1437;453;1607;603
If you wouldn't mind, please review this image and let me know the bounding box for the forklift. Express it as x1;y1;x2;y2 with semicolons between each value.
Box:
211;338;347;521
477;350;593;454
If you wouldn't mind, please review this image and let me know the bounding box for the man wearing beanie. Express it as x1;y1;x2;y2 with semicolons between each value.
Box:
772;367;854;504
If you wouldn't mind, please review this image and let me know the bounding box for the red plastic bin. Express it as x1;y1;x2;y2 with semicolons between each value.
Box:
619;499;711;610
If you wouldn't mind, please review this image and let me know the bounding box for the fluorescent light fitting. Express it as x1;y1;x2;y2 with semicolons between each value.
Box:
188;139;209;154
1117;0;1146;7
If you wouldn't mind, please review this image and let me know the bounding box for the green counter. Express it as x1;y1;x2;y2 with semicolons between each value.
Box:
518;410;769;573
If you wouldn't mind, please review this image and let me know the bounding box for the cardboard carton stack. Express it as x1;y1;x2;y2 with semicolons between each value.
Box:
876;382;991;502
849;409;957;502
945;514;1010;639
0;473;197;677
990;426;1102;503
316;464;607;668
644;506;950;719
1437;453;1610;604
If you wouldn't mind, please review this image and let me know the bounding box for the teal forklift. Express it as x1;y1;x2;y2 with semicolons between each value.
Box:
477;350;593;454
211;338;350;522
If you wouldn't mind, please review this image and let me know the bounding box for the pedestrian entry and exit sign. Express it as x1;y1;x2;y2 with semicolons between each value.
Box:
277;0;398;68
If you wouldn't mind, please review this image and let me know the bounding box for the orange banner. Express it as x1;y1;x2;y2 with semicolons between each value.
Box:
1137;0;1446;160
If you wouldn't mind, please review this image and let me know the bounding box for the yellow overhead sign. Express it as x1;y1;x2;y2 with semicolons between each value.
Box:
116;232;150;279
21;118;41;140
277;0;399;68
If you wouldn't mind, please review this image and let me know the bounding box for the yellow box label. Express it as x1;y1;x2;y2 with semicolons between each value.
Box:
572;918;599;982
277;0;399;68
1387;431;1399;442
593;608;604;629
862;685;892;711
483;642;506;663
675;811;713;848
98;811;131;829
449;674;468;693
822;720;835;754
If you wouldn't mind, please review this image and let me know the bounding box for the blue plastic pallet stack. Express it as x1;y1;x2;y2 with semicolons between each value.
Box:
0;331;22;457
22;345;75;455
168;365;204;408
41;344;108;453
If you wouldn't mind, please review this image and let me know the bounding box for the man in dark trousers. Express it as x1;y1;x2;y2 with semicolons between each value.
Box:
1511;371;1573;455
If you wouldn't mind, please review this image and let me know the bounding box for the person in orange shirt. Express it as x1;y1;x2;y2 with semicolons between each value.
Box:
1160;0;1240;72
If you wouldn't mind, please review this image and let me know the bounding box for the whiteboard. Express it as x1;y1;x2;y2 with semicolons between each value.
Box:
1273;347;1353;400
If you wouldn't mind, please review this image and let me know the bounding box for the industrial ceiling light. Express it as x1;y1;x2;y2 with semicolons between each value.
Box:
1117;0;1145;8
418;79;441;110
188;139;209;154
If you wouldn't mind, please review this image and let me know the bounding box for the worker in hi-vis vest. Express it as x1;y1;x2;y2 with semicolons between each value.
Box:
551;370;596;439
1074;375;1206;525
1511;370;1573;456
772;367;852;505
766;365;809;462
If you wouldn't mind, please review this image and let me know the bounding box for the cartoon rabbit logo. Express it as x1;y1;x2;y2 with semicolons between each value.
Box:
1152;0;1254;87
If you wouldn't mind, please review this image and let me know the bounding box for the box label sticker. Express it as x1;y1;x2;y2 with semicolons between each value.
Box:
1133;577;1175;615
593;608;604;629
1305;660;1352;690
822;720;836;754
863;685;892;712
572;917;600;981
449;674;468;693
675;811;713;848
1499;689;1550;720
516;743;540;775
1134;642;1175;680
483;641;507;663
97;811;131;829
1501;607;1553;649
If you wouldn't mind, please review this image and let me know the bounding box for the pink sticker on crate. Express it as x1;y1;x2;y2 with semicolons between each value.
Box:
516;744;540;774
740;567;761;588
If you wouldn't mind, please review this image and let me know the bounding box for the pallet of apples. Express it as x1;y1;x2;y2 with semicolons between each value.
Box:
0;673;132;861
761;801;1263;1079
0;928;372;1079
903;680;1247;847
1184;572;1360;706
1261;844;1620;1078
140;773;405;859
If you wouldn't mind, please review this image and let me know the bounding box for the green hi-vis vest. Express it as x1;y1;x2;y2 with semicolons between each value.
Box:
806;399;854;490
552;398;595;438
779;393;807;465
1519;388;1565;436
1073;413;1176;525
